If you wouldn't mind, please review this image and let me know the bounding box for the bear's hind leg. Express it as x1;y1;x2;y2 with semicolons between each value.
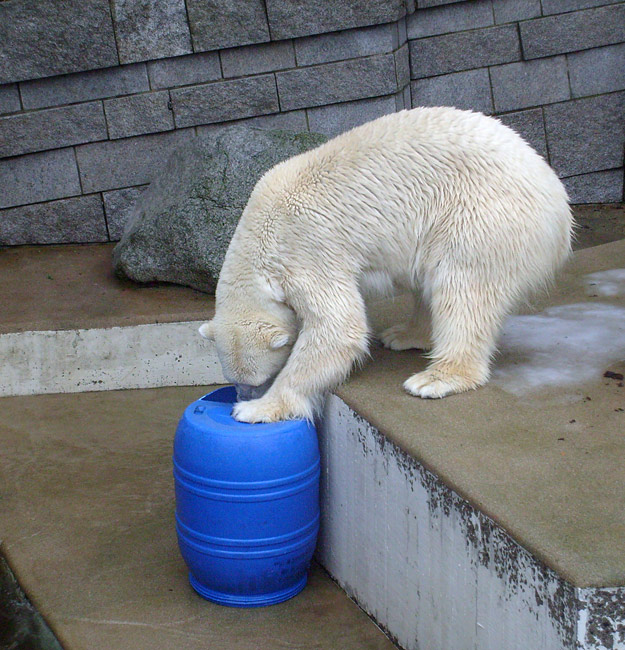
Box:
380;292;432;351
404;274;508;399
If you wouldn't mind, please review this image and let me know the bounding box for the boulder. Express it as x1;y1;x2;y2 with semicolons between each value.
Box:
112;126;327;292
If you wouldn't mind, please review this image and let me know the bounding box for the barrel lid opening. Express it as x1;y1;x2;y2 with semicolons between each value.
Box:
201;385;237;404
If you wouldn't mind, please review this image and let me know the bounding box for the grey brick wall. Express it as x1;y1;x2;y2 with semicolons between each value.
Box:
0;150;82;210
0;0;623;245
0;0;118;84
408;0;625;204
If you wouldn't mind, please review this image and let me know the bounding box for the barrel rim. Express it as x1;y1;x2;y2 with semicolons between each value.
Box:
179;386;315;435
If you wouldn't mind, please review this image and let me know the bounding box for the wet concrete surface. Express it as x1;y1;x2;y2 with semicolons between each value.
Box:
0;386;396;650
0;243;213;335
572;204;625;250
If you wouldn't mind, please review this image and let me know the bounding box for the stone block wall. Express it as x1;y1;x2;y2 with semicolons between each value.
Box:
0;0;623;246
408;0;625;206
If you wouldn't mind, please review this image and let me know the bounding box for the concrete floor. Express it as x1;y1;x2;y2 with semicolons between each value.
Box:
572;203;625;250
0;243;211;335
0;387;396;650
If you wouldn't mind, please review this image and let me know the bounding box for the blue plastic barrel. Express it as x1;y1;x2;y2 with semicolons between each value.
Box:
173;386;320;607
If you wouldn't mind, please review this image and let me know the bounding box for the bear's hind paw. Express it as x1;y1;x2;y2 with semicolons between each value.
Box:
380;324;431;351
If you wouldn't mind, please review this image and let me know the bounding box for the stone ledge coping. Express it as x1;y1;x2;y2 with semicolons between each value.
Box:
339;239;625;588
0;243;214;335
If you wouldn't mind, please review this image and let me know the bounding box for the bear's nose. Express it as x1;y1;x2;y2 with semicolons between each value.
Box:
235;379;273;402
235;384;259;401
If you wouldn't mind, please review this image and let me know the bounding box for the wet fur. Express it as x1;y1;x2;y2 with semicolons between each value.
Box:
200;107;573;422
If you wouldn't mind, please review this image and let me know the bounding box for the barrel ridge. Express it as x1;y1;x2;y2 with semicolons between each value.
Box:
173;456;320;490
176;512;320;547
176;516;320;559
174;462;320;502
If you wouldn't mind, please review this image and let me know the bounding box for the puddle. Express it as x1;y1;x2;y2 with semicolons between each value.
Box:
493;302;625;395
583;268;625;298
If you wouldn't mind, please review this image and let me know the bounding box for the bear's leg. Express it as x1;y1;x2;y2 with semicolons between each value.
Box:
379;292;432;351
232;280;369;423
403;276;507;399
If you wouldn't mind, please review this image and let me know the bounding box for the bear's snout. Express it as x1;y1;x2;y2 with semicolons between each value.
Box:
235;379;273;402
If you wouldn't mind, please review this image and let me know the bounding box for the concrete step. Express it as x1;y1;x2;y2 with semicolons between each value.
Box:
0;244;223;396
320;239;625;650
0;385;395;650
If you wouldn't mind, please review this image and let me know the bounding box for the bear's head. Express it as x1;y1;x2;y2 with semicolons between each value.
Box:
199;279;297;399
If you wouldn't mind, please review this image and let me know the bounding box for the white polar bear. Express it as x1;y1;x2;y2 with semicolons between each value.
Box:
200;107;573;423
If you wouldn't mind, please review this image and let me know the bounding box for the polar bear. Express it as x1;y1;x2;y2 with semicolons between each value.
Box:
199;107;573;423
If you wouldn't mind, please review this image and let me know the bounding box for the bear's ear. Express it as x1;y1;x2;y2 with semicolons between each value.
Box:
269;330;291;349
198;321;215;340
265;323;292;349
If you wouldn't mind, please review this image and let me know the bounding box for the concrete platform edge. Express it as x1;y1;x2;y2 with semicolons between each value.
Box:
0;321;224;397
316;395;625;650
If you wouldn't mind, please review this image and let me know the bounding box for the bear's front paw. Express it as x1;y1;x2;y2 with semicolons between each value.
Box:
403;364;486;399
232;391;313;423
380;324;431;351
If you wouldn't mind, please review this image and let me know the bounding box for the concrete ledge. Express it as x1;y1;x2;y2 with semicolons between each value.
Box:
318;395;624;650
313;239;625;649
0;243;222;396
0;321;223;397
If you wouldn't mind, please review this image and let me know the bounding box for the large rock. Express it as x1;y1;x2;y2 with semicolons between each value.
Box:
112;126;327;292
